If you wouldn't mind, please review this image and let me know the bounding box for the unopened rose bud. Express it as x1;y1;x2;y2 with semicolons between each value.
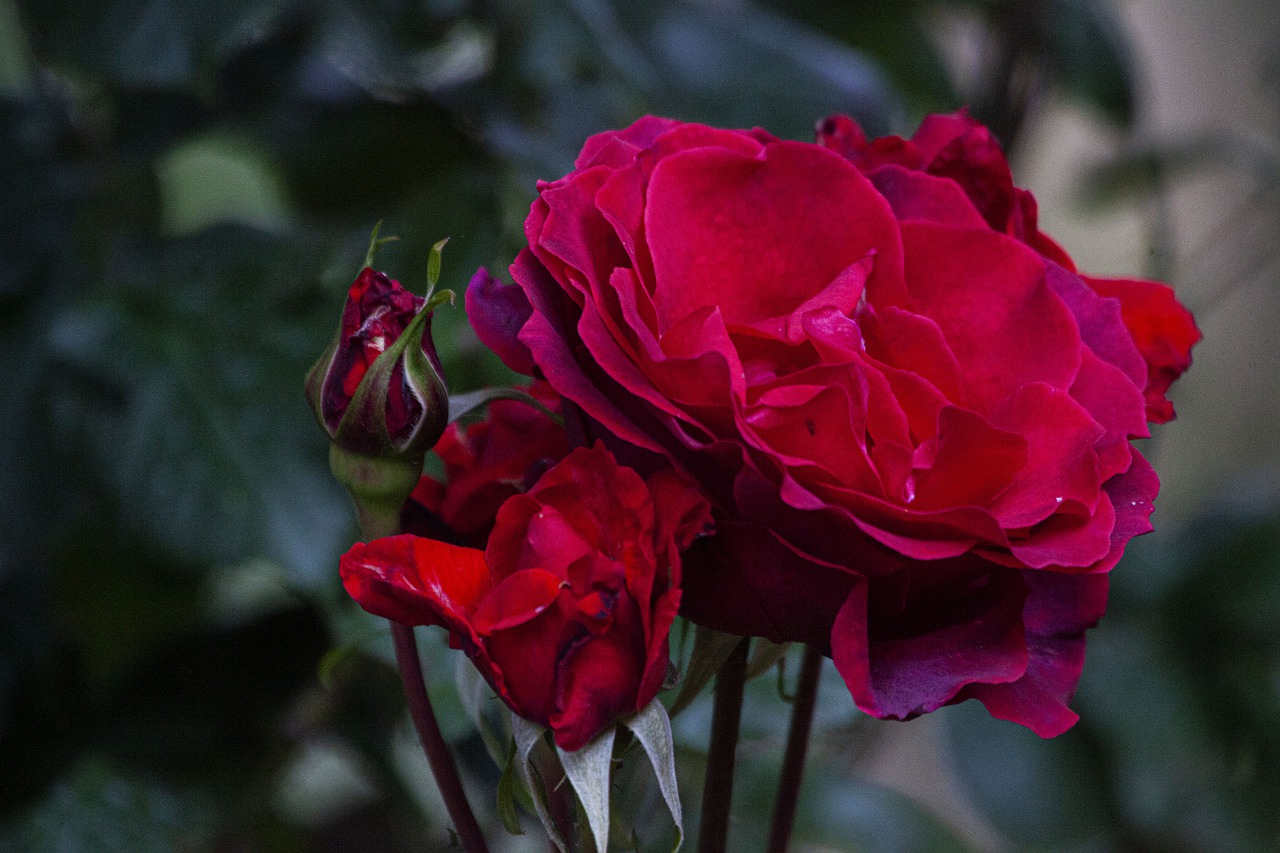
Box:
305;229;453;537
306;266;448;457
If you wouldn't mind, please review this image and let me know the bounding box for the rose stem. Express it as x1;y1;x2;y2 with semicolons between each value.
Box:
765;645;823;853
392;622;492;853
356;505;490;853
697;637;750;853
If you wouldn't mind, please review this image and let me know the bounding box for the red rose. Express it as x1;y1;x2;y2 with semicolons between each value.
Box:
340;444;712;750
404;380;570;547
305;266;448;457
470;114;1198;735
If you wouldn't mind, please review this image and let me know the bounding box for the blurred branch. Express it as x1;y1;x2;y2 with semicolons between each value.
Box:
974;0;1048;152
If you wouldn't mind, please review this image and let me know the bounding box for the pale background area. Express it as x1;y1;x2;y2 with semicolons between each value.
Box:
860;1;1280;848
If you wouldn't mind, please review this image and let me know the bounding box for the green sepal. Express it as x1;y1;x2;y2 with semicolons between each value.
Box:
557;728;616;853
447;386;564;427
622;699;683;852
363;219;400;268
512;717;565;852
454;653;511;768
426;237;449;294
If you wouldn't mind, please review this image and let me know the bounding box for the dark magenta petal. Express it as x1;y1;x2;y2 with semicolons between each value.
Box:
868;165;988;228
909;110;980;162
1045;264;1146;389
899;222;1080;413
513;250;669;454
574;115;683;170
467;267;536;376
833;562;1028;720
958;571;1109;736
681;521;858;650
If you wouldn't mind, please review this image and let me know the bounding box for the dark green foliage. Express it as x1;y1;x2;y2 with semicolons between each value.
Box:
0;0;1263;850
946;491;1280;853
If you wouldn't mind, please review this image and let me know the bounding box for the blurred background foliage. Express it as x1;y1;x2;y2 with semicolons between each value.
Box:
1;0;1277;850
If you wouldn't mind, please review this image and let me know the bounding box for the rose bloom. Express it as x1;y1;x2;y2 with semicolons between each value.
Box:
404;380;569;547
341;444;712;749
470;113;1199;736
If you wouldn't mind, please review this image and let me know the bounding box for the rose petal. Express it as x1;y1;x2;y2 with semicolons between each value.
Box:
958;571;1108;736
472;568;567;634
1084;275;1201;423
339;535;492;633
551;594;646;750
467;268;536;375
899;223;1081;412
868;165;989;228
833;561;1029;721
646;140;903;330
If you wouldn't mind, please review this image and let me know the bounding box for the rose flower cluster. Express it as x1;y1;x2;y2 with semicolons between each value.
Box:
339;111;1198;749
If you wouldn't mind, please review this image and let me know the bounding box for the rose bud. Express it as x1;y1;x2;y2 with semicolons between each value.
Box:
339;443;713;750
305;265;448;459
306;231;454;537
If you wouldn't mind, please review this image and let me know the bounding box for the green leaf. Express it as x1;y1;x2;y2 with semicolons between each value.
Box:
154;133;291;234
668;625;743;717
0;758;216;853
557;728;616;853
745;639;790;683
496;744;525;836
1046;0;1136;128
48;225;352;583
621;700;683;852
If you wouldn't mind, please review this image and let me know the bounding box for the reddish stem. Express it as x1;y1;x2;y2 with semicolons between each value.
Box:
697;637;749;853
392;622;491;853
766;645;823;853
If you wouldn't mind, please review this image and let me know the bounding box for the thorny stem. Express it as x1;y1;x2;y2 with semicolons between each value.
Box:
697;637;749;853
765;645;824;853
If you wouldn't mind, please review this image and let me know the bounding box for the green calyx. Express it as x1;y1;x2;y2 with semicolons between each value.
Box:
328;443;421;540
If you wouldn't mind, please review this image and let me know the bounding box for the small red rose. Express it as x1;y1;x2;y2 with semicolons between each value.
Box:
340;444;712;749
404;380;570;547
